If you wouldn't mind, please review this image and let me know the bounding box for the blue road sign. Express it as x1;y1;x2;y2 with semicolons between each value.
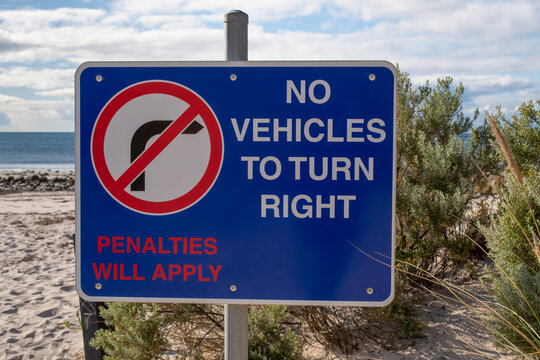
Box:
76;61;396;306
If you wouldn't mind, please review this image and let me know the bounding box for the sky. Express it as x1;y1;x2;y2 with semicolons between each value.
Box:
0;0;538;132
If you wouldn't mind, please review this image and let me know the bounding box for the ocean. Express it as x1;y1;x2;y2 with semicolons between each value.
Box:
0;132;74;171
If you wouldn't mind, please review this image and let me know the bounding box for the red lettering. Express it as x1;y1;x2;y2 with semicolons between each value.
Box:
92;263;112;279
93;263;145;281
119;263;131;280
209;265;222;282
96;235;219;256
169;237;181;254
183;264;197;281
112;236;125;253
142;237;157;253
169;264;182;280
152;264;167;280
190;238;202;254
97;236;110;253
204;237;218;255
133;264;145;280
158;237;170;254
198;265;210;281
127;236;140;253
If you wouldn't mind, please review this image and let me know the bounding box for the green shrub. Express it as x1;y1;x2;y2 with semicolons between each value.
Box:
248;305;302;360
484;176;540;358
90;303;302;360
396;67;501;280
90;303;224;360
500;100;540;177
90;303;170;360
482;105;540;358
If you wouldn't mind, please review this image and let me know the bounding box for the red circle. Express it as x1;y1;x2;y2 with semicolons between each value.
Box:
91;81;223;215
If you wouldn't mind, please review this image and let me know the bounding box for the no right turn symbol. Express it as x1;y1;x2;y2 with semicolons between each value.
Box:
91;80;224;215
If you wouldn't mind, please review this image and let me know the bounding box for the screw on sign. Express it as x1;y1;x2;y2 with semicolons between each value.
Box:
91;81;223;215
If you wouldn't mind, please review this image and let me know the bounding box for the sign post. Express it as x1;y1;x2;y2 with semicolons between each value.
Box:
75;12;396;358
224;10;249;360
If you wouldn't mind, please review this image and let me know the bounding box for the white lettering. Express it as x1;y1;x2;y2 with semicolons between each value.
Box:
354;157;374;181
316;195;335;218
332;157;351;180
261;195;280;218
260;156;281;180
309;157;328;181
304;118;324;142
367;118;386;143
273;118;292;142
327;119;344;142
241;156;259;179
288;156;373;181
308;80;331;104
292;195;312;218
231;118;250;141
295;118;302;142
253;118;271;142
288;157;307;180
347;119;365;142
231;117;386;143
286;80;305;103
261;194;357;218
337;195;356;218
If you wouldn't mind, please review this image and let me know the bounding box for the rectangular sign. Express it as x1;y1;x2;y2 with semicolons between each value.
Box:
75;61;396;306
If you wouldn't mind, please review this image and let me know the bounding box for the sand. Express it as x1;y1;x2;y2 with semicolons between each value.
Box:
0;170;518;360
0;190;83;360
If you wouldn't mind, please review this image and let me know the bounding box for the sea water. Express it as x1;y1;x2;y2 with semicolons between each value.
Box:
0;132;74;170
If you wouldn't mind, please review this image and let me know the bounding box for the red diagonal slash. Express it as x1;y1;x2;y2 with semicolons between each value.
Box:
91;80;223;214
112;105;199;193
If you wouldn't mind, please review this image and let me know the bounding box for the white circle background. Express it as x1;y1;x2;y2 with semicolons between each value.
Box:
103;93;211;202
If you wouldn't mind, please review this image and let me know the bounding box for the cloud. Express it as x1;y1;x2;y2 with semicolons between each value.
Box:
0;1;538;130
0;112;10;126
410;74;535;96
0;6;224;64
0;91;71;131
110;0;324;20
0;96;72;131
0;1;537;75
34;88;73;98
0;93;23;103
408;73;540;119
0;67;73;91
0;36;27;52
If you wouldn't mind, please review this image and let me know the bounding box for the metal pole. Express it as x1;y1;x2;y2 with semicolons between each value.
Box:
224;9;249;360
74;232;107;360
225;303;249;359
79;299;107;360
224;10;248;61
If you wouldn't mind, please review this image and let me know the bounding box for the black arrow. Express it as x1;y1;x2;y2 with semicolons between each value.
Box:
130;120;204;191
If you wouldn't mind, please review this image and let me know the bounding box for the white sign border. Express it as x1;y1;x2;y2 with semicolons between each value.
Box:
75;60;397;307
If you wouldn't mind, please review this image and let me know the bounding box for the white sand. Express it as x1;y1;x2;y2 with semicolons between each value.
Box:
0;190;517;359
0;192;83;360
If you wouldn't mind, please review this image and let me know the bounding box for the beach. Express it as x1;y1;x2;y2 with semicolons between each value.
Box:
0;170;83;360
0;170;516;360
